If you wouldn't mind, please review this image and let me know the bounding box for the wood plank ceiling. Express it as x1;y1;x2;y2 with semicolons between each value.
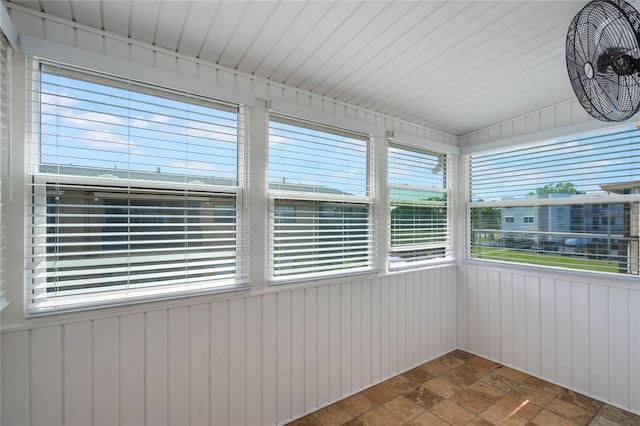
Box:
6;0;632;136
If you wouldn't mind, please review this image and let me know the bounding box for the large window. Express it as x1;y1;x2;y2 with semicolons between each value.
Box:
268;115;373;281
469;126;640;275
27;63;247;313
388;143;451;269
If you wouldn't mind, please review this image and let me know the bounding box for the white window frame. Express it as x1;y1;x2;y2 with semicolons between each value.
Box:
267;114;375;283
26;61;249;314
387;142;452;270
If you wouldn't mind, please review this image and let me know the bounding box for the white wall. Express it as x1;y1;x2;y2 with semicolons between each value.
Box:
0;6;460;426
458;264;640;416
2;268;457;426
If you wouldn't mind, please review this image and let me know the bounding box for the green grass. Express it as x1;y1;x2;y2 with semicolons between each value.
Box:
473;246;619;273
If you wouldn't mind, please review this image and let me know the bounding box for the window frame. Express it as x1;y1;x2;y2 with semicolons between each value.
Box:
26;61;249;314
267;114;375;283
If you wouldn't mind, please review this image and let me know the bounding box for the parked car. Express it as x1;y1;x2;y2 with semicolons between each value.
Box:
535;241;559;252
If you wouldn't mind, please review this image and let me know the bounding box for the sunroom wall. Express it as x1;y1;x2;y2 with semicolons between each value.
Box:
1;6;459;426
460;108;640;415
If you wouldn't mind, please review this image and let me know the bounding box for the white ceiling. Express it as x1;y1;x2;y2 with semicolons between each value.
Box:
6;0;628;136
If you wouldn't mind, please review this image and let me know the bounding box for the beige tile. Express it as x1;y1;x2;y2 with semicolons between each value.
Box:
405;411;449;426
529;409;581;426
450;362;491;384
597;404;640;426
423;376;463;398
464;417;495;426
384;375;415;394
434;353;466;369
312;402;354;426
429;400;475;425
479;404;529;426
495;394;542;421
480;371;520;392
494;366;530;383
588;414;629;426
522;376;562;397
356;406;404;426
467;356;501;371
467;380;507;400
340;393;377;417
509;381;556;407
556;389;602;415
383;395;425;422
362;382;399;405
450;349;475;361
418;360;451;377
404;385;444;410
402;366;434;387
450;387;498;414
545;397;593;425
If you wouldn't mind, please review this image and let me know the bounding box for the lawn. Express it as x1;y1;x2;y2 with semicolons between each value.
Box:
473;246;619;273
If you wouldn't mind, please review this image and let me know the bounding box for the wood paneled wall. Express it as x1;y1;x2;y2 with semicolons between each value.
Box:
458;264;640;416
1;267;457;426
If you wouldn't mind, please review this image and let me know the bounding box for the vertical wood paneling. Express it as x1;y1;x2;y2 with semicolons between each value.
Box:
1;331;30;426
477;269;489;357
457;267;469;351
1;265;459;426
168;307;189;426
487;270;501;361
210;301;229;426
261;294;278;426
361;279;373;387
329;284;342;401
189;304;210;426
228;298;246;426
555;280;573;386
539;277;556;382
340;283;353;395
291;289;305;417
572;283;590;392
317;285;331;406
92;318;119;426
31;326;63;426
62;321;92;426
460;265;640;417
145;310;168;426
590;285;609;400
371;278;382;382
608;287;629;408
119;314;145;426
525;276;541;376
304;288;319;410
499;272;514;365
276;291;292;421
630;290;640;412
351;281;362;391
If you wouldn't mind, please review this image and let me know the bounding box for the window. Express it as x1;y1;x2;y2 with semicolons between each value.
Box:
268;115;373;281
470;126;640;275
387;143;451;269
505;216;514;223
0;35;9;311
524;216;534;223
27;63;247;313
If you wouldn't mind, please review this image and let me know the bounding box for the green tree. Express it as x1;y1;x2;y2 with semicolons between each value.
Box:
535;182;578;194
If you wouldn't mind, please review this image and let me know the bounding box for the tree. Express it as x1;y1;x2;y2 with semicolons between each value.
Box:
535;182;578;195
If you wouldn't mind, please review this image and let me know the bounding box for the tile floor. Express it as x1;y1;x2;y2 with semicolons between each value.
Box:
287;350;640;426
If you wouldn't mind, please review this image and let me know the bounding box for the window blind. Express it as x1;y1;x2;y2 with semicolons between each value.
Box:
469;126;640;275
268;115;373;281
26;62;248;313
388;143;451;269
0;35;10;311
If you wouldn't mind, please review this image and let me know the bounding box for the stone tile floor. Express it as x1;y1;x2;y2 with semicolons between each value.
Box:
287;350;640;426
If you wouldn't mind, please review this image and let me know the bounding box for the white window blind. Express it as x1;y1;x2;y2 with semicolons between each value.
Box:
268;115;373;281
470;126;640;275
27;62;248;313
0;35;10;311
388;143;451;269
